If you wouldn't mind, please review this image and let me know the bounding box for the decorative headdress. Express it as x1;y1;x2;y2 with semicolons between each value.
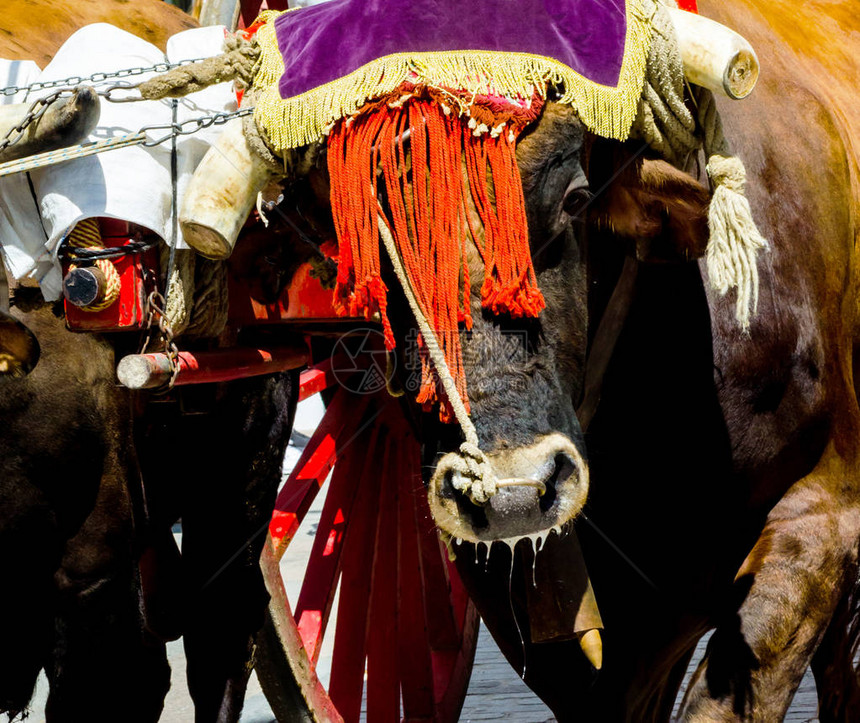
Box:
250;0;653;420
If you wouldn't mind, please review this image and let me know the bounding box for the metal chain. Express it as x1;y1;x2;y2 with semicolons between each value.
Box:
0;106;255;177
0;89;72;153
139;107;254;146
141;290;181;390
0;58;208;98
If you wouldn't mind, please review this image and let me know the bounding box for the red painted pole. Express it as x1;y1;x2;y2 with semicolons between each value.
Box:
116;343;308;389
297;353;347;401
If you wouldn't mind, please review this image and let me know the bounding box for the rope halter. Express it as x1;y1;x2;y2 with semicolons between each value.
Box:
377;215;499;506
631;0;769;330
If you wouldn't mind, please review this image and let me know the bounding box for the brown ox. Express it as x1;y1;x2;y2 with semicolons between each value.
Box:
446;0;860;720
0;2;297;722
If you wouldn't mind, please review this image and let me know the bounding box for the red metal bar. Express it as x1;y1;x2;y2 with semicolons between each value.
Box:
397;443;437;720
293;424;381;665
297;353;346;401
365;432;401;722
298;368;331;402
116;343;308;389
229;261;343;325
269;388;370;554
329;425;388;722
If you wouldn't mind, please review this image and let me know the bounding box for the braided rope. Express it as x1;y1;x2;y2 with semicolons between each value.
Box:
241;94;292;175
137;35;260;101
159;245;195;336
0;133;146;178
631;0;768;329
377;212;498;505
184;257;229;339
695;91;768;323
156;247;228;340
67;218;121;312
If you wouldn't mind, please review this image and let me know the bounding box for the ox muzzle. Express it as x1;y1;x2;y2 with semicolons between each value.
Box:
428;432;589;544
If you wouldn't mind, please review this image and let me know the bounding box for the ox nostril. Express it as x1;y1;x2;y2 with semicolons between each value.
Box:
539;453;577;513
441;470;490;529
440;470;455;499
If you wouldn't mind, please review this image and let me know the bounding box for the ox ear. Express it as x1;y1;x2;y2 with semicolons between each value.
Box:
589;157;710;263
0;310;40;377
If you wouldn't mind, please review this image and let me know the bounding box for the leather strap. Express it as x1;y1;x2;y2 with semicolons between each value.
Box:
576;254;639;432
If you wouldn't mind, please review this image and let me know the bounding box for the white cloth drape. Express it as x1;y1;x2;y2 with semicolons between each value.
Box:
0;24;236;300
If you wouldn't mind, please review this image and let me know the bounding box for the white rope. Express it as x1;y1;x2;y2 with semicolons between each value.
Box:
376;213;498;504
631;0;768;330
695;91;768;329
0;132;146;178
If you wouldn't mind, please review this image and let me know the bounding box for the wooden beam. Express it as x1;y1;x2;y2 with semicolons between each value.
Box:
116;342;308;389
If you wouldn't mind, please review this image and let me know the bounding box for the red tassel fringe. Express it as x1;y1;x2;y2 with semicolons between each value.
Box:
327;86;545;421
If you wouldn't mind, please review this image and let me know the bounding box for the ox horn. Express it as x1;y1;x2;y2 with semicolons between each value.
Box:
180;118;276;260
666;8;760;100
0;86;100;163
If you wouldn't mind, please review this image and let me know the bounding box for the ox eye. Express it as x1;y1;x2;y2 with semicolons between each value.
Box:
564;187;594;221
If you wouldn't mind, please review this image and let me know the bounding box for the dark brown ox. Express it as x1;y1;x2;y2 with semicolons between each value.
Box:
0;2;297;721
435;0;860;720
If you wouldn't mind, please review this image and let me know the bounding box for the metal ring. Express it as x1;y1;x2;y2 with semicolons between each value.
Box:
495;478;547;497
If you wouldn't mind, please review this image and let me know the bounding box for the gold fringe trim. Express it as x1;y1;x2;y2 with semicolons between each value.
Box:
252;0;652;151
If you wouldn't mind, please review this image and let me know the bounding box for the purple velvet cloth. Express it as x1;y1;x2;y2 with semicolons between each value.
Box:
274;0;629;100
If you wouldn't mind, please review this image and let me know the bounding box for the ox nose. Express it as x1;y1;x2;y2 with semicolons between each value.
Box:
429;433;589;542
496;449;580;505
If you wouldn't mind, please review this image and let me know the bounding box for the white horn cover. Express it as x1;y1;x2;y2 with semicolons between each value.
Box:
180;118;275;259
667;7;760;100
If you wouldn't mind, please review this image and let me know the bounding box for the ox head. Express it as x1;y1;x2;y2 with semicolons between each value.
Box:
195;101;711;545
423;105;591;544
417;107;711;545
0;85;99;164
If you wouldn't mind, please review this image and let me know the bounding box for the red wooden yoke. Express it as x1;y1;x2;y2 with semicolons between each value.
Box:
63;215;351;389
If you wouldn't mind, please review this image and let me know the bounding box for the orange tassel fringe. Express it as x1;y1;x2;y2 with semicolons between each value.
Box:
327;86;545;421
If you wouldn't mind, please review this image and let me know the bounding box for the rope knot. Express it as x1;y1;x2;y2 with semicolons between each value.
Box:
137;36;260;101
452;442;498;504
67;218;121;312
706;154;746;193
705;154;769;330
630;0;769;332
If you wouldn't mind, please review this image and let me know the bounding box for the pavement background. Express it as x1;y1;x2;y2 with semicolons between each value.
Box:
13;396;821;722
